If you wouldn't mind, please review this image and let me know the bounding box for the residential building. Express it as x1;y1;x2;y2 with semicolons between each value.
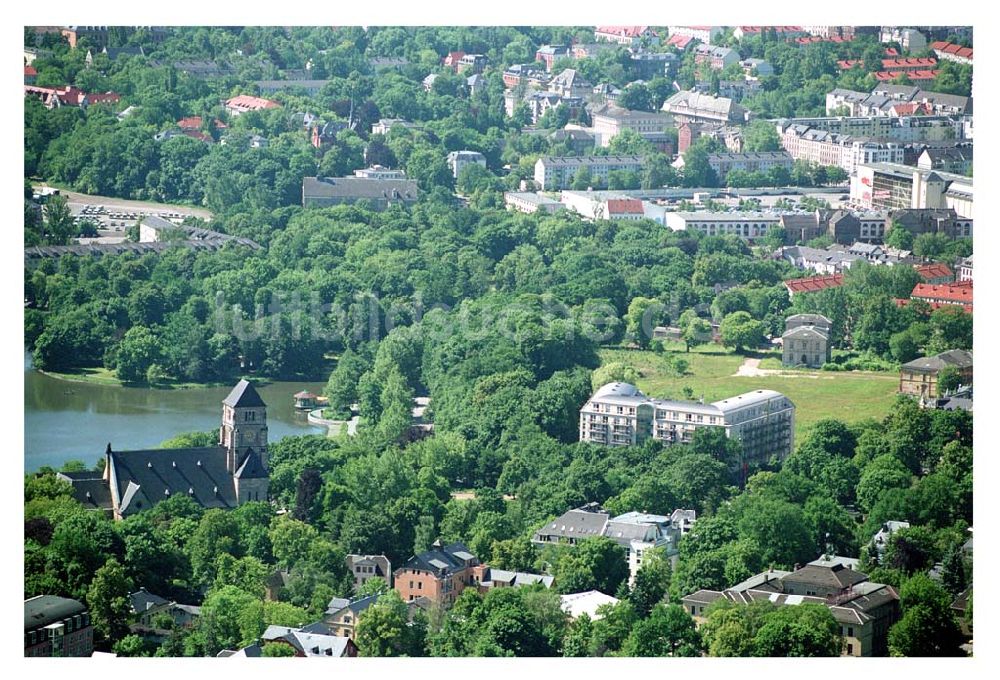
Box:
668;26;723;44
324;595;379;639
957;255;972;282
889;208;972;239
24;596;93;657
394;540;486;607
693;44;739;71
630;52;679;80
732;26;807;41
590;104;672;148
261;625;358;657
478;569;555;592
694;78;762;102
561;591;620;620
917;145;973;175
503;64;550;89
25;85;120;109
455;54;487;75
549;128;596;154
594;26;657;46
128;588;200;636
802;26;856;39
899;349;973;399
447;150;487;179
871;521;910;560
784;273;845;296
778;115;964;144
532;503;695;585
852;163;973;218
533;155;645;191
778;123;906;175
931;41;973;66
740;58;774;77
914;263;955;285
782;314;832;368
465;73;485;96
59;379;269;519
310;120;348;149
879;27;927;53
578;383;795;471
505;90;584;124
24;65;37;85
662;90;747;125
302;175;418;209
370;118;425;136
548;69;592;98
137;216;260;249
703;151;793;181
224;94;280;116
535;45;570;71
346;554;392;591
682;561;900;656
504;191;563;214
664;212;781;240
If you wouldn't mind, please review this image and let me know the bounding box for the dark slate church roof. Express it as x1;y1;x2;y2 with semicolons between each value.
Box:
108;445;237;515
56;470;113;510
234;448;268;479
223;379;266;408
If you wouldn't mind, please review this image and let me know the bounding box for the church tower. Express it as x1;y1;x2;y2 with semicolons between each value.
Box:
220;379;270;504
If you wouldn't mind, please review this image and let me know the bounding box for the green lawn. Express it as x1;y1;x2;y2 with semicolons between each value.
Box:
599;345;900;445
41;367;242;390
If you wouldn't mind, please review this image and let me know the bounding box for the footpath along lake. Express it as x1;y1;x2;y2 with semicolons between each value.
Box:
23;352;325;472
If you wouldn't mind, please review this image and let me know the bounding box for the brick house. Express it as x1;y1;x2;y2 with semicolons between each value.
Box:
393;540;486;607
24;596;94;657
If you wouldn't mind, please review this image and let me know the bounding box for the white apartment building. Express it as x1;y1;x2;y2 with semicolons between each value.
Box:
579;382;795;469
780;115;964;144
664;212;781;240
446;150;486;179
534;155;645;191
852;163;973;218
778;124;904;175
668;26;723;43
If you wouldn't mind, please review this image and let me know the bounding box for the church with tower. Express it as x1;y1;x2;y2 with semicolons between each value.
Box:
59;379;271;519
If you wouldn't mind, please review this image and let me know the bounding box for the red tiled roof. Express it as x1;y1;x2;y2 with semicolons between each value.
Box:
177;116;203;130
911;281;973;306
838;60;863;70
595;26;655;38
915;263;954;281
183;130;213;143
784;274;844;294
885;47;900;56
444;51;465;64
226;94;280;111
24;65;37;76
933;42;973;60
87;91;121;104
896;298;973;314
605;198;644;215
738;26;802;34
881;57;937;69
666;34;695;49
873;70;940;81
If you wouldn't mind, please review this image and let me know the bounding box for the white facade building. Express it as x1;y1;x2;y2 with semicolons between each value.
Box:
664;212;781;240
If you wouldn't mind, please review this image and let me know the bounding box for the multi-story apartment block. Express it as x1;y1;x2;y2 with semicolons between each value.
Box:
778;123;905;175
504;90;584;124
931;41;973;66
24;596;94;657
533;155;645;191
591;104;672;148
879;27;927;53
393;541;486;607
826;87;971;118
579;383;795;471
703;151;793;181
548;69;592;99
664;212;782;240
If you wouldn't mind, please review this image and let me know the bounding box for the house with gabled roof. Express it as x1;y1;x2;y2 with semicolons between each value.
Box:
393;540;486;607
346;554;392;591
60;379;270;519
899;349;972;399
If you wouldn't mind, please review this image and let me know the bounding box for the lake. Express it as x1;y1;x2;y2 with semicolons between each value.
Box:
23;352;326;472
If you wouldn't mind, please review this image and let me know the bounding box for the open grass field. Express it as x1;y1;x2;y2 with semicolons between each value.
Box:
600;344;901;445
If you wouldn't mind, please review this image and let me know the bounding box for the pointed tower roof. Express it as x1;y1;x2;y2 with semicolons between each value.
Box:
223;379;266;408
